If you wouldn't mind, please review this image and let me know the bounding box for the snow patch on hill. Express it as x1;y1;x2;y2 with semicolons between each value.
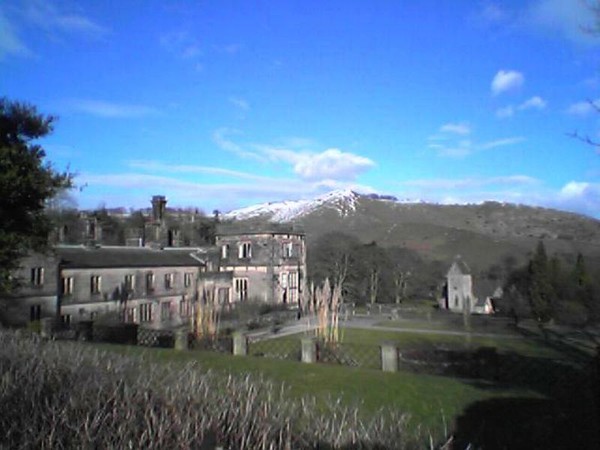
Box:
224;189;422;222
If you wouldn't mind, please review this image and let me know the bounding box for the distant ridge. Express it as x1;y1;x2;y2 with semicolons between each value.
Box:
224;189;423;222
223;189;600;270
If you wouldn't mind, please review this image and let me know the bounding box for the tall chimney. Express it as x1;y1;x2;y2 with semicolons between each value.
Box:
151;195;167;223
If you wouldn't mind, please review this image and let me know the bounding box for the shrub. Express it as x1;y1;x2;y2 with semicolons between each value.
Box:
0;330;428;449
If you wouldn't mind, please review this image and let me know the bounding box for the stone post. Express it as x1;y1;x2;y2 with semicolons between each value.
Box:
381;341;398;372
301;337;317;363
40;317;54;339
233;331;247;356
174;328;189;351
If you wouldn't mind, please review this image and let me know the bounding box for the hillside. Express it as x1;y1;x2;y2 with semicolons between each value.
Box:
224;190;600;272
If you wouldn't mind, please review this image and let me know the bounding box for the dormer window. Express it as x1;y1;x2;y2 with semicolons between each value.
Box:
238;242;252;259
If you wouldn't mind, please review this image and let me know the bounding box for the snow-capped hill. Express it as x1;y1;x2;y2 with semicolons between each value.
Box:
224;189;361;222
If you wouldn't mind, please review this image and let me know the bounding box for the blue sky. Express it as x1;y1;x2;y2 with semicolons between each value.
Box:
3;0;600;217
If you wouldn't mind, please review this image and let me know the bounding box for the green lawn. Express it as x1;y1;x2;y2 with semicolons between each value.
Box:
96;327;545;439
337;327;565;358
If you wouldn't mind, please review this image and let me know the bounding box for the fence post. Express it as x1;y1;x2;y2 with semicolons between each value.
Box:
40;317;54;339
301;337;317;363
381;341;398;372
233;331;247;356
174;328;189;351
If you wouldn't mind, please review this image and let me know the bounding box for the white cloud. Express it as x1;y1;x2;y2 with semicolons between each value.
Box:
0;8;31;60
527;0;597;45
554;181;600;217
479;137;525;150
229;96;250;111
399;176;600;218
160;31;202;59
518;96;547;110
292;148;375;181
566;99;600;116
213;130;376;181
491;70;524;95
76;169;376;213
497;97;546;119
403;175;539;190
439;122;471;135
478;2;509;24
22;0;108;38
212;128;264;161
127;160;268;181
256;145;375;180
68;99;161;118
496;106;514;118
430;120;524;157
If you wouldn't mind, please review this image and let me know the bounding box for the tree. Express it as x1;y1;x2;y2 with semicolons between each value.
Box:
0;98;72;293
527;241;555;322
307;232;360;295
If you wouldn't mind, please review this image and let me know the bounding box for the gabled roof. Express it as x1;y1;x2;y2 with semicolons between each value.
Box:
447;259;471;276
57;246;208;269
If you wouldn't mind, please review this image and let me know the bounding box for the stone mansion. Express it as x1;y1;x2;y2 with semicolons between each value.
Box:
1;196;307;328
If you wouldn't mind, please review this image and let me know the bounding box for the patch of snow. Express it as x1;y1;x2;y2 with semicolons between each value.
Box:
223;189;425;222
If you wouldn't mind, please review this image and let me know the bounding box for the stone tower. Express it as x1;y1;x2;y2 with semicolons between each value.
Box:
444;258;474;313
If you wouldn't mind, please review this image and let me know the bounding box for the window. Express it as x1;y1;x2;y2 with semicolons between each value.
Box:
164;273;174;290
282;242;294;258
30;305;41;322
217;287;230;304
124;274;135;291
288;272;298;303
61;277;73;295
139;303;152;322
61;314;71;326
184;272;193;288
238;242;252;259
280;272;288;288
161;302;172;321
30;267;44;286
234;278;248;301
146;272;155;292
90;311;98;321
124;307;136;323
288;272;298;289
179;298;192;317
90;276;102;294
221;244;229;258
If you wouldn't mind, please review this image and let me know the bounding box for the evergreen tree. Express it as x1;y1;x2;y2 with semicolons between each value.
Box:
527;241;554;322
0;98;72;293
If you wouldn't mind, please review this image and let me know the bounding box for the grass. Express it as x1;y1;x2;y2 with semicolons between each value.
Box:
97;330;541;435
335;327;565;359
92;324;599;448
3;331;429;449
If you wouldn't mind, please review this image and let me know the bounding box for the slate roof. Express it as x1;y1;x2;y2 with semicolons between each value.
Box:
57;246;209;269
216;222;305;236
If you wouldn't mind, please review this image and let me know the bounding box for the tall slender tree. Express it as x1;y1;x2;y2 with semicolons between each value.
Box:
527;241;555;322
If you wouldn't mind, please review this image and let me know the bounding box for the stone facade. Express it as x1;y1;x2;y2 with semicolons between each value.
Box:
216;225;307;307
1;199;307;328
441;260;474;313
58;247;204;327
1;253;59;326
